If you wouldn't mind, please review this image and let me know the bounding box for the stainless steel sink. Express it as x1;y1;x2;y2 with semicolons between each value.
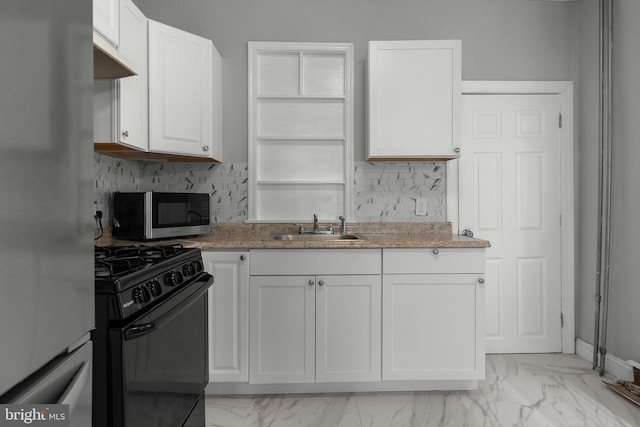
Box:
271;233;363;241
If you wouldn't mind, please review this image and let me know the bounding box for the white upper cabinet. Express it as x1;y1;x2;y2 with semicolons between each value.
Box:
93;0;120;46
93;0;147;149
367;40;462;160
149;20;222;161
117;0;148;150
248;42;353;222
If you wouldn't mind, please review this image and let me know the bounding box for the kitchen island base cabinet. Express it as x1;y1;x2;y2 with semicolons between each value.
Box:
202;251;249;383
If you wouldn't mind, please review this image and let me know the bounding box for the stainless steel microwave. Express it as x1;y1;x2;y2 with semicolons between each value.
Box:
112;192;210;240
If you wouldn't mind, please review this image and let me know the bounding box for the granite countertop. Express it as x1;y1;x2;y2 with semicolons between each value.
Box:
96;222;490;249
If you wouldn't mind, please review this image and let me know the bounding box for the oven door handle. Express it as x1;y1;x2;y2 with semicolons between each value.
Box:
124;274;213;341
125;322;156;339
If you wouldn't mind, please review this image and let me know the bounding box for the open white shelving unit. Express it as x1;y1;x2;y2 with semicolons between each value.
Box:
248;42;354;222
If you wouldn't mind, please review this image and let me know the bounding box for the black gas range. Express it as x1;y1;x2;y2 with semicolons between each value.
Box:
95;244;208;319
93;244;213;427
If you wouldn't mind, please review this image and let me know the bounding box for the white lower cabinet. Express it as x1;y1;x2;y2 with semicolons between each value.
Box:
382;249;485;381
202;251;249;382
249;249;382;384
208;247;486;393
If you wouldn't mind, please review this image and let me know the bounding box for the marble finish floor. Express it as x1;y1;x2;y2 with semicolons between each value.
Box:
205;354;640;426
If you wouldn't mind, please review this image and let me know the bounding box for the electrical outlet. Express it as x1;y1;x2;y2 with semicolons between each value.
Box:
416;198;427;216
94;201;103;217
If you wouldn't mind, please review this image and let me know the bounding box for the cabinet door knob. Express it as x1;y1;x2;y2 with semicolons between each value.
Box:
122;130;129;138
454;147;461;153
240;255;246;261
308;280;314;286
318;280;325;287
202;145;210;152
478;278;485;286
432;248;439;255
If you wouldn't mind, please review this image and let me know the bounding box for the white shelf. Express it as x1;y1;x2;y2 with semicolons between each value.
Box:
249;42;354;222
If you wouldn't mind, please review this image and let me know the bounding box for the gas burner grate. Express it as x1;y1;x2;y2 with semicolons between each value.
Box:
94;244;188;279
95;256;148;279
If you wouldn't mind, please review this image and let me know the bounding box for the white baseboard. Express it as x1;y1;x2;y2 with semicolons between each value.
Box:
575;338;634;381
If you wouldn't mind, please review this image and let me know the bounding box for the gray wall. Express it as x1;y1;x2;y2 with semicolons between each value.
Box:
133;0;576;162
576;0;640;364
576;0;599;353
606;0;640;362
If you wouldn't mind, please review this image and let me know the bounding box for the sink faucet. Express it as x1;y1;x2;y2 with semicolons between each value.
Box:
299;214;334;234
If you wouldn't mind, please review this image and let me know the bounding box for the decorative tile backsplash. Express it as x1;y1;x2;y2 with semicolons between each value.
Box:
353;162;446;222
94;154;447;225
139;161;249;223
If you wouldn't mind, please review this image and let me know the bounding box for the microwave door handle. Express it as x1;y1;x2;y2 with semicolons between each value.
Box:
124;275;213;341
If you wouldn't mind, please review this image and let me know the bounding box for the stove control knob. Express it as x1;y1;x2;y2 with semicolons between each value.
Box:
183;263;196;277
164;271;184;287
132;286;151;305
192;260;203;273
146;280;162;297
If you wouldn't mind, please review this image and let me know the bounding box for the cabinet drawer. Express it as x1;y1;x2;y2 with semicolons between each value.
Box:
383;248;484;274
250;249;381;276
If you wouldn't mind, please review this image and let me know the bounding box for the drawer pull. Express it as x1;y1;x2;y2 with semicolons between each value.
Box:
308;280;315;286
432;248;439;255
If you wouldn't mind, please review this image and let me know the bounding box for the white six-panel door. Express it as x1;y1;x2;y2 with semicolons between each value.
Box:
459;94;562;353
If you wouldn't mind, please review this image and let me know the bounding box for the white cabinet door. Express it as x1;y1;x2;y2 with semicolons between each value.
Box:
316;275;381;383
382;273;484;380
93;0;120;46
117;0;147;150
367;40;461;159
148;20;214;158
203;252;249;383
249;276;316;384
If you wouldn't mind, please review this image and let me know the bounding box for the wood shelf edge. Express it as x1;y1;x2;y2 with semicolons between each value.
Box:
94;143;220;163
366;156;459;162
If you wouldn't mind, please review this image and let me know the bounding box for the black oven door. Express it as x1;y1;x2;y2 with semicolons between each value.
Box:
110;274;212;427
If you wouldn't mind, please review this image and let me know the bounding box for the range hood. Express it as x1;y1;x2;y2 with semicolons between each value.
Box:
93;31;138;79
